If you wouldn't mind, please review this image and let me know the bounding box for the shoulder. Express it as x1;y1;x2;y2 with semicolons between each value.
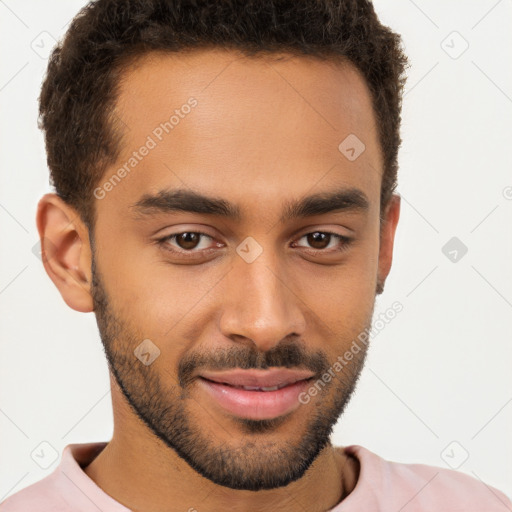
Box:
0;442;109;512
0;472;68;512
342;445;512;511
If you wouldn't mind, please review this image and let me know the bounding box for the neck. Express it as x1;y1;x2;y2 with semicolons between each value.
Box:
85;434;358;512
84;382;359;512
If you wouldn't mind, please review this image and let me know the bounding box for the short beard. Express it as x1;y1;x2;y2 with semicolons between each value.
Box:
90;249;370;491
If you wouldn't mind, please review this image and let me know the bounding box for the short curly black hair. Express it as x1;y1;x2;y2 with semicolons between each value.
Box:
38;0;409;232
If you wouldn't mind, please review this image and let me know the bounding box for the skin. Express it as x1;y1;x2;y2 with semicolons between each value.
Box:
37;49;400;512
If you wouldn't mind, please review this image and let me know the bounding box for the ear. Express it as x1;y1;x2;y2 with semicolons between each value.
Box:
376;193;401;295
36;193;94;312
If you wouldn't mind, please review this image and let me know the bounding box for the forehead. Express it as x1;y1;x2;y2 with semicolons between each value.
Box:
100;48;382;221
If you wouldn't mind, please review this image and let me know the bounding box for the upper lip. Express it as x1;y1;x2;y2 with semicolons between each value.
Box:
198;368;315;388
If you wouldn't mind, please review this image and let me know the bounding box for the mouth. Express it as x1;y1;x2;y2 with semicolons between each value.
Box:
200;380;294;392
196;368;315;420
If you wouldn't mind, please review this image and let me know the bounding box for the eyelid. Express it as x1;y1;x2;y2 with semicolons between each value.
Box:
156;228;352;257
158;231;220;254
292;231;352;256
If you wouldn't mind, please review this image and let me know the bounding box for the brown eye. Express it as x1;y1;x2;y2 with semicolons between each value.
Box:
175;232;201;250
157;231;216;255
294;231;352;253
306;232;331;250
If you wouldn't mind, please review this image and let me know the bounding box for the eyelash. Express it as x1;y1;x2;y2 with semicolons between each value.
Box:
156;230;353;258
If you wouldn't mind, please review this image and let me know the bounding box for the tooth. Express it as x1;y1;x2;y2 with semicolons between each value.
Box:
240;385;280;391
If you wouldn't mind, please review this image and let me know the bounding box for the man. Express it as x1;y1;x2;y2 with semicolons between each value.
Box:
1;0;510;510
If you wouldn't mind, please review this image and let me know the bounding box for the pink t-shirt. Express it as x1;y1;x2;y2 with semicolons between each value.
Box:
1;442;510;511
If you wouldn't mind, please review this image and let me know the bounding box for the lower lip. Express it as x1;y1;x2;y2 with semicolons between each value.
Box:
197;377;312;420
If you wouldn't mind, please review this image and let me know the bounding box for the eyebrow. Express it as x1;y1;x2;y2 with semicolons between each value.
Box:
130;187;369;223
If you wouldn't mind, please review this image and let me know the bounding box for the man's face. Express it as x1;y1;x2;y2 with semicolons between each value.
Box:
89;49;394;490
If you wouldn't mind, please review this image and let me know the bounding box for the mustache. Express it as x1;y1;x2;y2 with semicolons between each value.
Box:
178;340;330;388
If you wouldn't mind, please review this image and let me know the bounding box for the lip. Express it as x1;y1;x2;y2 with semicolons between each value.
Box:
198;368;315;388
197;369;315;420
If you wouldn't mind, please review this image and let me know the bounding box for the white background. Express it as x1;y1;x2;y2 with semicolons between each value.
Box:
1;0;511;504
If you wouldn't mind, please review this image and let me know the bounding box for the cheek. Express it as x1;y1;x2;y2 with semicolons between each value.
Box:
303;273;376;346
105;248;224;349
96;207;380;351
295;243;379;343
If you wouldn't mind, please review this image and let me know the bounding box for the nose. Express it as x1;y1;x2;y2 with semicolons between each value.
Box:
219;249;306;352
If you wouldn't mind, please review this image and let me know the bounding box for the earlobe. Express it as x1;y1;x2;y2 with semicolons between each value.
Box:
376;193;401;295
36;193;94;313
